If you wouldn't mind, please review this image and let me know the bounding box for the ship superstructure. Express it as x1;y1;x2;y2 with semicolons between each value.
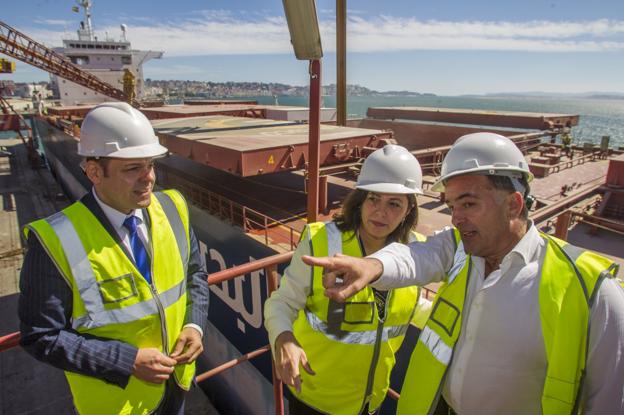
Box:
50;1;162;105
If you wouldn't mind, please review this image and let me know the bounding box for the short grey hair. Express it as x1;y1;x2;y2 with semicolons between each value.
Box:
486;175;531;220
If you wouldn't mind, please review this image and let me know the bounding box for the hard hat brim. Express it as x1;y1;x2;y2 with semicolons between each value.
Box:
78;142;169;159
356;182;423;195
108;142;169;159
431;167;534;192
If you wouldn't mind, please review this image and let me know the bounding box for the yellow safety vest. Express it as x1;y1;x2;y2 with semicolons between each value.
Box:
24;190;196;415
291;221;426;415
397;230;620;415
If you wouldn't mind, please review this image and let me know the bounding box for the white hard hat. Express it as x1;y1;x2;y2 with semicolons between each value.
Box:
356;145;423;194
431;132;533;192
78;102;168;158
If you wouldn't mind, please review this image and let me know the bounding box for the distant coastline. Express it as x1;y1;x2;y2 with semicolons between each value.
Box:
467;92;624;101
143;79;437;99
4;78;622;102
142;79;623;101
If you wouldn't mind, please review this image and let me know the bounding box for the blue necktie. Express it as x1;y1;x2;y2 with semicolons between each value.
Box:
123;215;152;285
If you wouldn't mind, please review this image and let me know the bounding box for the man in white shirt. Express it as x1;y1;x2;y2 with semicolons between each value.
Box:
303;132;624;414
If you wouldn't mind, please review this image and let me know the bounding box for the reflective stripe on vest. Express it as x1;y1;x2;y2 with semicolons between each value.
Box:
154;191;189;277
304;309;409;344
71;278;186;330
540;234;618;413
46;194;189;331
418;325;452;365
397;229;619;415
398;230;469;415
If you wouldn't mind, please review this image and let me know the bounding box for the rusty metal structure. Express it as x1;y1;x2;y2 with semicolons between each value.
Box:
0;94;39;166
0;20;137;106
141;104;265;120
366;106;579;130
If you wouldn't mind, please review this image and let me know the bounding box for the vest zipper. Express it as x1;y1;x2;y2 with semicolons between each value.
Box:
148;220;187;390
360;290;391;413
147;229;169;356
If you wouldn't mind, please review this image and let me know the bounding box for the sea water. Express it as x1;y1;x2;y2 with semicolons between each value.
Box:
254;95;624;148
3;95;622;148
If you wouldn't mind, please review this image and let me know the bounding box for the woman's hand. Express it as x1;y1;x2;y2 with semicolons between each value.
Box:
273;331;315;393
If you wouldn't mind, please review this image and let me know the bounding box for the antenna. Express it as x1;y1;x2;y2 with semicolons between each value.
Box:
75;0;94;41
120;24;128;42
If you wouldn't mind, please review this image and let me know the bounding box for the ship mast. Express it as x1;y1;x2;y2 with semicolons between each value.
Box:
75;0;94;41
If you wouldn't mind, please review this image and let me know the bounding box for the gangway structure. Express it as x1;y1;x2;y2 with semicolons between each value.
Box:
0;20;137;106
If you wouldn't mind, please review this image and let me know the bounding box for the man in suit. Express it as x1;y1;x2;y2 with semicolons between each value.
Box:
18;102;210;414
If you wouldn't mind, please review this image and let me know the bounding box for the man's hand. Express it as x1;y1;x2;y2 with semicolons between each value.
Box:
132;348;176;384
273;331;315;393
301;254;383;302
171;327;203;365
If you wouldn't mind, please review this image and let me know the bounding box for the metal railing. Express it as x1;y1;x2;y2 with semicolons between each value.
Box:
158;167;302;251
0;251;293;414
0;249;435;411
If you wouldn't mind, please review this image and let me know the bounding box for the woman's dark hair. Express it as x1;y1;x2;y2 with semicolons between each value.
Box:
333;189;419;244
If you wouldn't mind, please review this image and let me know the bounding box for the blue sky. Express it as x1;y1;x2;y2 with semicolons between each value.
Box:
3;0;624;95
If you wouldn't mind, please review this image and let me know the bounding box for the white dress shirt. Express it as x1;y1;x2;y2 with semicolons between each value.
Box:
92;189;203;338
93;189;150;260
370;223;624;414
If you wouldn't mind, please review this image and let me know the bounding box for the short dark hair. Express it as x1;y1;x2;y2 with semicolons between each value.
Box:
485;175;530;220
333;189;419;244
85;157;111;177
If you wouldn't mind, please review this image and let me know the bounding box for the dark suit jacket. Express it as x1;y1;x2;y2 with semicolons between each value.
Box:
18;191;210;389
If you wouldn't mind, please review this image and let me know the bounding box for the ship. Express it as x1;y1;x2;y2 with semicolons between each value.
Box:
1;2;623;415
50;0;163;106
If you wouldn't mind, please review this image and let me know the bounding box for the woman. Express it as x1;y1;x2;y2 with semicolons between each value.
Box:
264;144;430;415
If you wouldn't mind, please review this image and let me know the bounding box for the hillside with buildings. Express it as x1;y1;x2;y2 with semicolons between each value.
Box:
3;79;432;100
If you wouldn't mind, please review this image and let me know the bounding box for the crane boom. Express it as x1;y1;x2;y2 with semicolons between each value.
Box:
0;20;140;107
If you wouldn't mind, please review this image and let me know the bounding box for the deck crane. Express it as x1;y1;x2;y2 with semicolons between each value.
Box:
0;20;139;107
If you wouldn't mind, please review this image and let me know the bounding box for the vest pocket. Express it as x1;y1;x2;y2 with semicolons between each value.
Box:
429;297;460;337
98;273;139;304
343;301;375;324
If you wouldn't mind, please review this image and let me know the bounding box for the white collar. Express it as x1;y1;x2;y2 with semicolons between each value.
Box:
504;221;542;266
92;188;144;231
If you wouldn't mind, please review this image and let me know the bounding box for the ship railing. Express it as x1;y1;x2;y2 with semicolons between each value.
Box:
199;251;293;414
570;211;624;237
537;151;602;177
196;252;430;410
157;167;302;250
0;252;293;413
0;250;440;411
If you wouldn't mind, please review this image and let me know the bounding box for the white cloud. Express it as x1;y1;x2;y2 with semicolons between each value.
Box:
33;19;73;26
23;14;624;57
146;64;224;78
